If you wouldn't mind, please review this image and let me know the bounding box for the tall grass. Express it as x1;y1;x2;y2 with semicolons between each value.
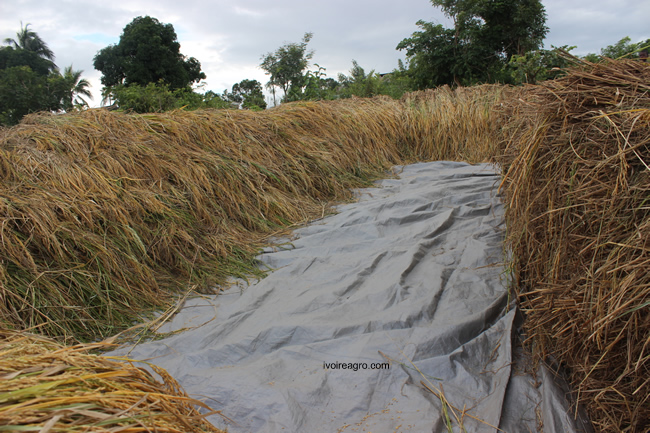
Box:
401;84;510;162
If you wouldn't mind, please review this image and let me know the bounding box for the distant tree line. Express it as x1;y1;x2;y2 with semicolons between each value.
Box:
2;2;649;125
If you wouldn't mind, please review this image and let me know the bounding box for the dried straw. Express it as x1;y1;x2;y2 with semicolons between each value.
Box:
498;57;650;432
0;330;224;432
0;92;504;342
0;89;507;432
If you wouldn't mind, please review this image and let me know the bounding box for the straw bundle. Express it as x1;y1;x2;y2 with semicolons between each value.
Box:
401;84;512;162
0;92;504;343
498;58;650;432
0;330;224;432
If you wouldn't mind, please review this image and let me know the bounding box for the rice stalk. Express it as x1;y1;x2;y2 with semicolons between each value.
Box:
0;330;225;432
0;91;504;342
497;57;650;432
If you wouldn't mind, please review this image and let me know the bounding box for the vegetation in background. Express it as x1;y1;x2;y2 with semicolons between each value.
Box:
61;65;93;110
0;23;91;125
336;59;412;99
584;36;650;62
259;33;414;104
93;16;205;90
92;16;214;114
260;32;314;104
3;23;56;64
103;82;231;113
506;45;575;84
397;0;548;88
4;9;650;121
224;78;267;110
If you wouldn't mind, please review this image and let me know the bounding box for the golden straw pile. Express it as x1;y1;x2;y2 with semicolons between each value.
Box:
498;58;650;432
0;90;505;432
0;92;503;343
0;330;224;432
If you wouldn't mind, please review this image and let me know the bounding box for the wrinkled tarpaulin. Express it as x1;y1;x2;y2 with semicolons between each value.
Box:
109;161;592;433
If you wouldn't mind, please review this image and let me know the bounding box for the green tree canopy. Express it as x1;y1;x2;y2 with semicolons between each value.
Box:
0;65;68;125
0;24;81;125
0;46;55;76
337;60;381;97
260;32;314;104
507;45;574;84
301;64;338;101
584;36;650;62
229;79;267;110
4;23;55;62
397;0;547;88
93;16;206;90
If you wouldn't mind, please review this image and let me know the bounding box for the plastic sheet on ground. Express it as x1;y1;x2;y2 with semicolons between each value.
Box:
108;161;591;433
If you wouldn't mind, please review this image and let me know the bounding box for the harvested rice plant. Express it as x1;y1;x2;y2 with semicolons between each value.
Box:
1;60;648;432
0;91;504;431
0;330;225;432
498;58;650;432
0;92;502;343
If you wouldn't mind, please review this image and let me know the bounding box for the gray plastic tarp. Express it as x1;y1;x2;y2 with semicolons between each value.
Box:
107;161;591;433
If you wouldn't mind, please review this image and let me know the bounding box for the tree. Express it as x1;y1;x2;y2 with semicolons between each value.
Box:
507;45;574;84
337;60;380;97
93;16;206;90
62;65;92;110
397;0;547;88
334;60;412;99
0;65;67;125
0;24;71;125
229;79;267;110
260;32;314;104
584;37;650;62
301;64;337;101
0;45;54;76
397;21;463;88
4;23;55;63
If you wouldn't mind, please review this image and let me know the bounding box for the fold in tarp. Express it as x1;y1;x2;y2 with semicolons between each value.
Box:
109;161;591;433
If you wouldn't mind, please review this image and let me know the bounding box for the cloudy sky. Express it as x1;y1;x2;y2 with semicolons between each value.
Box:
2;0;649;107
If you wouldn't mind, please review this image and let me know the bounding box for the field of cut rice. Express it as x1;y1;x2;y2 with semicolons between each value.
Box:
1;59;648;432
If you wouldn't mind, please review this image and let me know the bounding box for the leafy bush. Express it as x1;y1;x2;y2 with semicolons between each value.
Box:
104;82;230;113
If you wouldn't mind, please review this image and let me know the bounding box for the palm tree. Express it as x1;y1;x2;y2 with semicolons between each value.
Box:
4;22;55;61
63;66;93;110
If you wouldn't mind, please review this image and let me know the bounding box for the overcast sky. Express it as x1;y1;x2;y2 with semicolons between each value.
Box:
2;0;649;107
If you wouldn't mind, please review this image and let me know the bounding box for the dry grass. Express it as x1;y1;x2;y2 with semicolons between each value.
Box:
401;84;512;163
0;92;502;343
0;330;224;432
0;90;505;432
8;70;648;431
497;57;650;432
